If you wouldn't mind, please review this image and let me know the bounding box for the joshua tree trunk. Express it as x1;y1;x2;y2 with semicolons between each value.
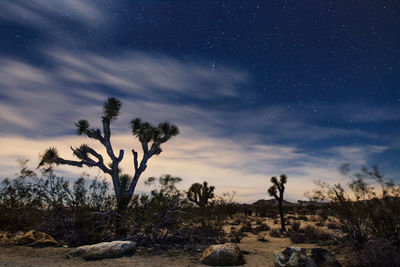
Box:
278;198;286;232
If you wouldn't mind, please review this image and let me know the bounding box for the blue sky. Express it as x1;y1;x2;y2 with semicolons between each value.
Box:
0;1;399;202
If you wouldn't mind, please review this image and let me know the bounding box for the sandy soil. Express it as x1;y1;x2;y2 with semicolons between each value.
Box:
0;236;343;267
0;216;347;266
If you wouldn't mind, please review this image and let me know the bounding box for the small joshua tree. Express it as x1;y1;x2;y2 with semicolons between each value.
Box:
38;97;179;210
268;174;287;232
187;181;215;207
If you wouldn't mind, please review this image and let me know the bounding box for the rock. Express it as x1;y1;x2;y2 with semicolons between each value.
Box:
273;247;341;267
71;240;137;261
200;243;245;266
17;230;57;247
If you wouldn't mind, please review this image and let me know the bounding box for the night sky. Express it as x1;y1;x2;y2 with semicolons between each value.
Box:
0;1;399;202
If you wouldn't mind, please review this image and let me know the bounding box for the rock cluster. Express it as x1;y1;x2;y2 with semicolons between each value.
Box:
200;243;245;266
273;246;342;267
71;240;137;261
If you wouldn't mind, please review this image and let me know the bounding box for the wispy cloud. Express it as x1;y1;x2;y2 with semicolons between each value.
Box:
0;0;109;29
0;131;388;202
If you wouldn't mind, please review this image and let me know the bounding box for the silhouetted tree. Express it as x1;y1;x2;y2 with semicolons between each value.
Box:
38;97;179;210
268;174;287;232
187;181;215;207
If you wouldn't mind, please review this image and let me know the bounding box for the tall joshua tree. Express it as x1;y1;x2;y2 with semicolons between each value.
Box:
268;174;287;232
38;97;179;210
187;181;215;207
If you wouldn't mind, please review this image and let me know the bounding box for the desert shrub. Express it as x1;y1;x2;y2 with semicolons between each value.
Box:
326;222;339;230
309;215;323;222
289;231;306;243
291;221;301;232
257;232;269;242
0;162;116;245
347;238;400;267
228;230;243;243
297;215;308;221
252;222;270;234
239;221;252;233
307;165;400;249
303;225;331;243
307;165;400;266
270;229;281;237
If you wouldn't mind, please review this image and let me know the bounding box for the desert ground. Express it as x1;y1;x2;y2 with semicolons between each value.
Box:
0;215;347;267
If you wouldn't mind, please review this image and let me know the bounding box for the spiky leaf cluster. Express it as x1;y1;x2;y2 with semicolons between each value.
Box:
268;174;287;198
38;147;59;167
103;97;121;120
75;120;90;136
72;144;90;160
130;118;179;148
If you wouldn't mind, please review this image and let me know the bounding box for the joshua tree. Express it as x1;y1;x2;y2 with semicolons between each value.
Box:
187;181;215;207
268;174;287;232
38;97;179;210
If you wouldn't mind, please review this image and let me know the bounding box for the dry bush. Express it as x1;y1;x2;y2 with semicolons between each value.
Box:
297;215;308;221
252;222;270;234
270;229;281;237
306;165;400;266
228;229;243;243
291;221;300;232
289;232;306;243
303;225;331;243
326;222;339;230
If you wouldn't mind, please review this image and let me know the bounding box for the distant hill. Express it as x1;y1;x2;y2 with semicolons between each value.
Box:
252;198;297;207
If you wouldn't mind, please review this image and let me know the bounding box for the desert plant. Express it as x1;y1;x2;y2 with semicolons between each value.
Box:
291;221;301;232
257;232;269;242
289;232;306;243
38;97;179;211
326;222;339;230
268;174;288;232
187;181;215;207
270;228;281;237
303;225;331;243
228;229;243;243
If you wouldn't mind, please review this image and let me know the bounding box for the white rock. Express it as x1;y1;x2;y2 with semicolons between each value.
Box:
71;240;136;261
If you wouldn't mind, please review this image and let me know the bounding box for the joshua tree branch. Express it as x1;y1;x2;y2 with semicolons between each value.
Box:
132;150;139;172
71;146;111;174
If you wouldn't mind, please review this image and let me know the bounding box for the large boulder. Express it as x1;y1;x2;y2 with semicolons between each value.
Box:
200;243;245;266
17;230;57;247
273;247;341;267
71;240;137;261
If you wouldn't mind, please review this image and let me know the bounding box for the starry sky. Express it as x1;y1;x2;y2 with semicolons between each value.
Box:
0;1;399;202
